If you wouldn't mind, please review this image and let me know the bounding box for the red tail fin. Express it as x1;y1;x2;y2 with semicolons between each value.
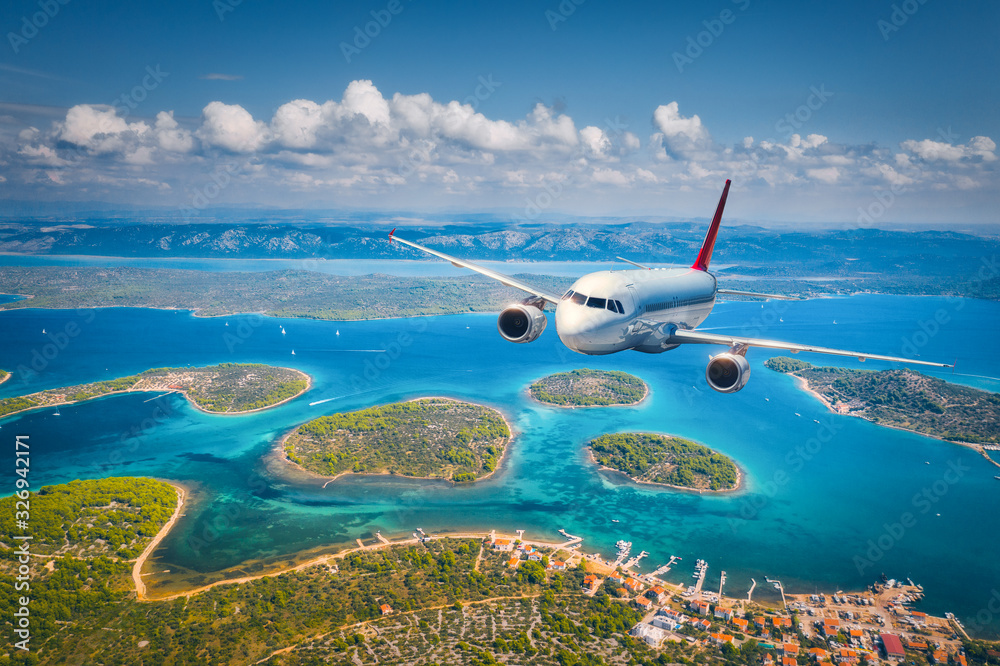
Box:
691;179;731;271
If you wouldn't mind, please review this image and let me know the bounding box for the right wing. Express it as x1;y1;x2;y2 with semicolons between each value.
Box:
668;327;953;368
388;229;563;306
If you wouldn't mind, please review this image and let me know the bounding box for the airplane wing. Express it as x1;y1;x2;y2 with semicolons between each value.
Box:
388;229;563;306
668;328;953;368
717;289;801;301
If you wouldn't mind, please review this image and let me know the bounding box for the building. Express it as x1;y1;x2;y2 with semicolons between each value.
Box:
837;649;859;664
783;657;798;666
690;600;711;615
634;596;653;610
492;538;513;551
548;560;566;571
710;633;735;646
773;617;792;628
931;651;948;664
716;607;734;621
733;617;749;632
648;585;667;602
507;556;520;568
528;552;543;562
809;648;829;661
697;619;713;631
632;623;668;648
880;634;905;661
380;604;392;615
582;574;599;593
652;615;680;631
783;644;800;658
624;578;643;593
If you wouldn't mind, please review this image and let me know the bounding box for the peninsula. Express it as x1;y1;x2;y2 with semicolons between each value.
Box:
765;357;1000;444
529;368;648;407
589;432;740;491
0;363;310;418
282;397;511;483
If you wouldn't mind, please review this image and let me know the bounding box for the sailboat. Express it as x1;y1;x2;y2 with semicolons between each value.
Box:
336;330;340;336
42;328;46;334
281;327;286;335
291;350;296;355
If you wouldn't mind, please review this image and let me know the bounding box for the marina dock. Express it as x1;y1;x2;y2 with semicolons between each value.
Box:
651;555;680;577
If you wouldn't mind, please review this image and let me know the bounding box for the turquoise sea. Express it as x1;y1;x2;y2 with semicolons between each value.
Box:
1;294;999;635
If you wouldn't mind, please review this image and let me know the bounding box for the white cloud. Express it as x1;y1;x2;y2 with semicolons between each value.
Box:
900;135;996;162
652;102;711;156
57;104;148;153
806;166;840;184
154;111;194;153
197;101;270;153
580;126;611;158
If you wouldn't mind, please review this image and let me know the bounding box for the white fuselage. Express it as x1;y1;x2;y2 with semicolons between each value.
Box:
554;268;717;355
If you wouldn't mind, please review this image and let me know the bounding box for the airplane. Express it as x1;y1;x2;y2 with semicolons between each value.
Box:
388;179;952;393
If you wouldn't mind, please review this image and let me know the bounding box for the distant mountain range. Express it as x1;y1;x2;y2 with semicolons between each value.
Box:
0;217;994;280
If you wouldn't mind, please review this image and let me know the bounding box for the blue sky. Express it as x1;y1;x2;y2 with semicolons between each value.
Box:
1;0;997;224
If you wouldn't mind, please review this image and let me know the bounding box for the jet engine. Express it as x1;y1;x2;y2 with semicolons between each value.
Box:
705;352;751;393
497;304;547;343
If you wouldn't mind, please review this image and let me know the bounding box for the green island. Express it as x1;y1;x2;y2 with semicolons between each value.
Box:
0;369;8;385
589;432;741;491
282;398;511;483
0;363;309;418
529;369;648;407
765;357;1000;444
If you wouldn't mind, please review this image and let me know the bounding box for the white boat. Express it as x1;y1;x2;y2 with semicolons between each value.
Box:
281;327;286;335
336;330;340;336
42;328;46;334
291;350;296;355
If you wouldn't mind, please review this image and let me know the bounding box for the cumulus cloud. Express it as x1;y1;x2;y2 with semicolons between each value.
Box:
57;104;148;153
651;102;711;157
197;101;270;153
900;136;997;162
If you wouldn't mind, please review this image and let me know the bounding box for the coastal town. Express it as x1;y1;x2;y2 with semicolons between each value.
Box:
482;528;976;666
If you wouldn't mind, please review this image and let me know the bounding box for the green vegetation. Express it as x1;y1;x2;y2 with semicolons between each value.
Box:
765;357;1000;443
0;478;177;657
0;368;8;383
0;363;309;418
589;432;740;491
763;357;812;373
285;398;511;481
530;369;648;407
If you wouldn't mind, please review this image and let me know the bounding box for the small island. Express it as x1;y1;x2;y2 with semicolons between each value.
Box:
765;357;1000;444
529;369;648;407
0;363;310;419
589;432;740;491
282;398;511;483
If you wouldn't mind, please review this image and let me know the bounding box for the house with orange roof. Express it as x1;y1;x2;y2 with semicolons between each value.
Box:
783;657;798;666
931;651;948;664
648;585;666;602
958;654;968;666
548;560;566;571
716;607;734;621
763;655;775;666
710;633;735;645
823;624;841;638
624;578;643;593
774;617;792;628
634;595;653;610
809;648;829;661
492;538;513;551
836;649;859;664
783;644;800;657
733;617;749;632
690;599;711;615
609;571;624;584
697;619;713;630
380;604;392;615
507;556;520;568
582;574;600;593
904;639;928;651
849;629;863;638
824;618;841;628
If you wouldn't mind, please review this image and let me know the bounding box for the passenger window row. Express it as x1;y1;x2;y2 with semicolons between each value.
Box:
562;290;625;315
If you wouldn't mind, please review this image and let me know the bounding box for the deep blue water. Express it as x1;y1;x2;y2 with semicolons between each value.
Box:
1;295;998;635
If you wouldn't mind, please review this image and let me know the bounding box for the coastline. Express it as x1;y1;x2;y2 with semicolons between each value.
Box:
788;373;1000;468
0;367;312;421
587;445;744;494
274;396;517;487
527;377;650;410
0;371;9;387
132;481;188;601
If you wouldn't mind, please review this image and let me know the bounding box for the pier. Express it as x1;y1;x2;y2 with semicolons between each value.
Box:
622;550;649;570
766;577;787;608
747;578;756;601
718;570;726;597
558;529;583;547
651;555;680;577
693;561;707;596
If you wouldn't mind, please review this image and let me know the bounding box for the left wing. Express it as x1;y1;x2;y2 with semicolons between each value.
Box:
668;327;953;368
388;229;562;306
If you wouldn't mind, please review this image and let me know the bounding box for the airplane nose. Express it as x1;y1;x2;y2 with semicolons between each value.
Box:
555;303;590;347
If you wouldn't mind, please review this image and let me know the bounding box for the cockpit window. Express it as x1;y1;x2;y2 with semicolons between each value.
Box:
571;292;587;305
586;297;606;310
562;290;574;301
606;300;618;313
614;299;624;314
